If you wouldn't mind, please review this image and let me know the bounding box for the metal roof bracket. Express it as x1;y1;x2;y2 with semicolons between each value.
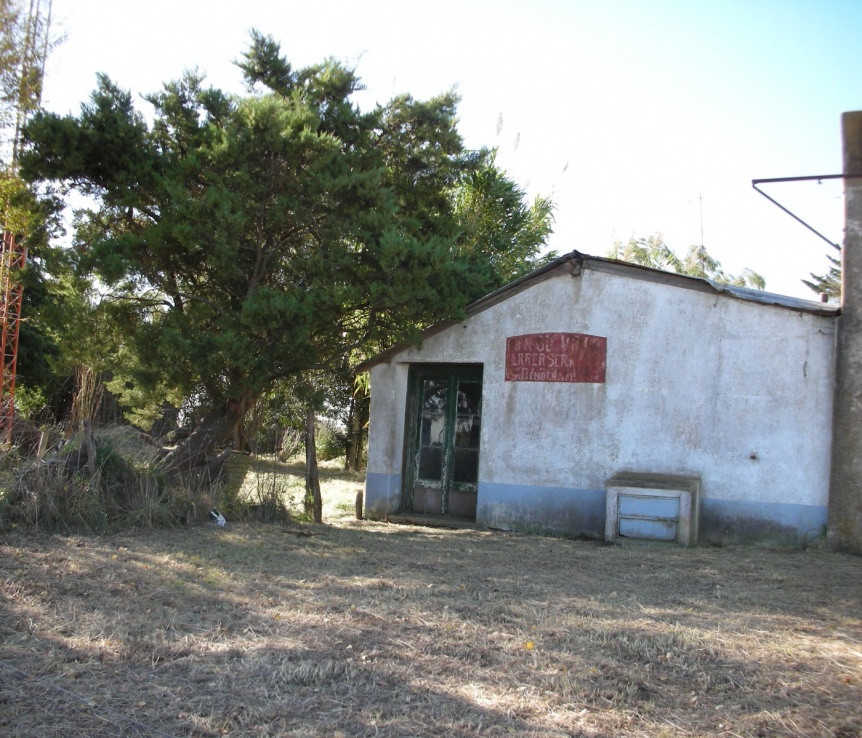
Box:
751;173;862;249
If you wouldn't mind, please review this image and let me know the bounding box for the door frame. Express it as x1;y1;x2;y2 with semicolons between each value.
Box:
401;363;483;517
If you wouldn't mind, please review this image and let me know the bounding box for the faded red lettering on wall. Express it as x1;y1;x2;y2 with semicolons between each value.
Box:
505;333;606;383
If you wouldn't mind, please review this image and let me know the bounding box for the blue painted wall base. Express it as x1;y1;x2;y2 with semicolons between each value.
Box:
477;483;606;537
364;475;828;547
364;473;401;517
699;497;828;547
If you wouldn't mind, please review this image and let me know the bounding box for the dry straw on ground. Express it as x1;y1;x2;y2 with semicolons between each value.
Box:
1;460;861;737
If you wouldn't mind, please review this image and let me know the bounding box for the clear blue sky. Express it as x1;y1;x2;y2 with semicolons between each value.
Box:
41;0;862;298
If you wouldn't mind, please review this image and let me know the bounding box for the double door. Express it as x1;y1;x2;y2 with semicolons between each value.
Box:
406;365;482;519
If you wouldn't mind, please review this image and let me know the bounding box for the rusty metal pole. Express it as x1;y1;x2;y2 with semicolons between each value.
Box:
829;111;862;553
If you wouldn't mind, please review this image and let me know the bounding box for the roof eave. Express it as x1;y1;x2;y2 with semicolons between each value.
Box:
354;250;838;373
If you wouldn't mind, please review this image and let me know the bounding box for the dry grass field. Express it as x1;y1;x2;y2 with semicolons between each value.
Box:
1;459;861;737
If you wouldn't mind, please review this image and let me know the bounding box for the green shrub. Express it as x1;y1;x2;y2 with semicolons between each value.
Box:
315;418;346;462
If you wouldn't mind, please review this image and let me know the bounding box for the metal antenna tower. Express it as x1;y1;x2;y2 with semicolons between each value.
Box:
0;232;25;444
0;0;53;444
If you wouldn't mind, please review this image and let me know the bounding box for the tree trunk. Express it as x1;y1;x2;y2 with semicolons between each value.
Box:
305;407;322;523
160;398;251;474
233;423;246;453
236;399;265;454
344;396;358;471
344;386;369;472
83;419;97;477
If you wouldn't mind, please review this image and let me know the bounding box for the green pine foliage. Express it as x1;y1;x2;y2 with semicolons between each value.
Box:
20;33;555;454
803;243;841;302
454;150;556;296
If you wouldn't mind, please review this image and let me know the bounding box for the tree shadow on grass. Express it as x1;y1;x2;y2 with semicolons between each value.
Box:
1;525;861;737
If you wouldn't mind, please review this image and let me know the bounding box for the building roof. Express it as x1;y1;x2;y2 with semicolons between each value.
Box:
355;250;839;372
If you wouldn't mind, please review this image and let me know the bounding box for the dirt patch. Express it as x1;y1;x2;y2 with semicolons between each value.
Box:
1;464;861;737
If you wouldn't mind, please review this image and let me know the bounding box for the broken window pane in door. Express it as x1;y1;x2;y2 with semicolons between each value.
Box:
423;380;447;414
419;447;443;480
454;416;480;448
453;448;479;483
456;381;481;414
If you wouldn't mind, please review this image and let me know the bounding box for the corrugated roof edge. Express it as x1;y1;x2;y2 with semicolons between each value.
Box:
354;250;839;373
581;253;840;315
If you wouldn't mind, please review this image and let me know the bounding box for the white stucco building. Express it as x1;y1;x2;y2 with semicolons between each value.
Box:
360;252;838;546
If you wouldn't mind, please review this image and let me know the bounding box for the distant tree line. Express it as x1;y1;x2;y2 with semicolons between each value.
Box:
608;234;766;289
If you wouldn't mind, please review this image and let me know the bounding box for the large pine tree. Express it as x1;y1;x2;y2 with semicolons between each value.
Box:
21;33;554;469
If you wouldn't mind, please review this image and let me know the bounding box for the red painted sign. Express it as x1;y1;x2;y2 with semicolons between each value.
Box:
505;332;606;383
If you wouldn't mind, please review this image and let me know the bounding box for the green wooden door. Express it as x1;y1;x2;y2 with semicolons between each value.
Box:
406;365;482;519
